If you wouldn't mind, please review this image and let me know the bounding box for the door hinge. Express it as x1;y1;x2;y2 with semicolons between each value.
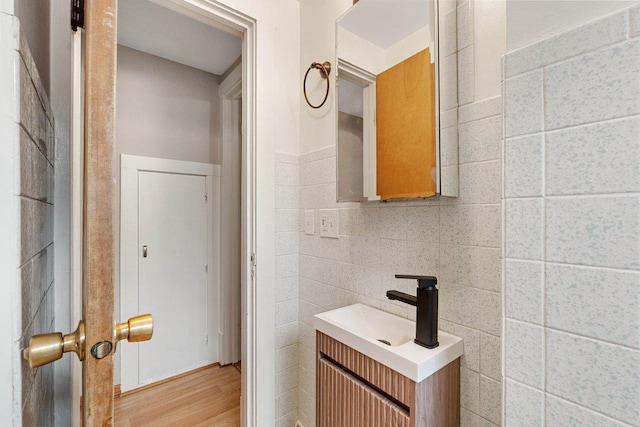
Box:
205;335;208;345
205;193;208;203
205;265;208;273
71;0;85;31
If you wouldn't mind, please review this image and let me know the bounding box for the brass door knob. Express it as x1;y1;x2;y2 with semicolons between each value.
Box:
23;321;85;368
114;314;153;353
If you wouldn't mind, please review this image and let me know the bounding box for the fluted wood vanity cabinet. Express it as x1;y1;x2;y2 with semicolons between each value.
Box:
316;332;460;427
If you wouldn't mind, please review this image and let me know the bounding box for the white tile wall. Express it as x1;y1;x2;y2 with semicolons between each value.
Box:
275;153;300;426
504;7;640;426
282;3;505;426
294;97;502;426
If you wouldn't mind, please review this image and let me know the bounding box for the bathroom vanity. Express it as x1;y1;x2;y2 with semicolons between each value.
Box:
315;304;463;427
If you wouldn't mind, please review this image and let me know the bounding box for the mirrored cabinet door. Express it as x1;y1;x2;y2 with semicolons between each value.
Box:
336;0;459;202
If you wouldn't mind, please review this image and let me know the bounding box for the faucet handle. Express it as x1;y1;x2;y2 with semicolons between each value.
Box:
395;274;438;289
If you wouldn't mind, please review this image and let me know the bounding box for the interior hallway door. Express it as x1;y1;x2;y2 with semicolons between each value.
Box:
138;171;208;385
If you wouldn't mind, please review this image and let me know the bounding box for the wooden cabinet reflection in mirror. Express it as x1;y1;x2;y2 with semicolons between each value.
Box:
377;48;436;200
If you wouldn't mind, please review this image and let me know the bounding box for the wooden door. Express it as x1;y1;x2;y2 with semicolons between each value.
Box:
376;48;437;200
83;0;118;424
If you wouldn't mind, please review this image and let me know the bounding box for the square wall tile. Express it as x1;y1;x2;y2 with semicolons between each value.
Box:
458;160;501;205
441;53;459;111
275;209;299;233
546;196;640;270
276;277;299;302
441;8;457;57
276;321;298;349
458;116;502;164
300;157;336;186
546;395;630;427
275;254;298;279
275;344;298;373
459;96;502;124
440;284;480;329
440;125;459;167
275;161;299;187
545;39;640;130
276;411;298;427
276;299;298;326
505;134;544;198
480;333;501;381
505;198;544;260
460;367;480;412
440;245;501;292
506;320;544;389
546;330;640;425
276;366;298;396
276;231;299;256
458;46;475;105
441;204;501;248
546;264;640;349
457;2;472;49
506;380;544;427
505;259;544;325
479;290;501;337
546;116;640;195
505;70;543;137
276;388;297;418
440;320;480;371
479;375;501;425
632;5;640;37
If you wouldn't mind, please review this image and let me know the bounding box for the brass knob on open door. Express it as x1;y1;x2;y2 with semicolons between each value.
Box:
23;321;86;368
113;314;153;353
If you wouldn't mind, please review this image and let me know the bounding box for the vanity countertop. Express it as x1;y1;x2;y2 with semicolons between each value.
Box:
314;303;463;382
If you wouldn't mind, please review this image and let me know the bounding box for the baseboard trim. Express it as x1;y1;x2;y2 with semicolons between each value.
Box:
117;362;221;398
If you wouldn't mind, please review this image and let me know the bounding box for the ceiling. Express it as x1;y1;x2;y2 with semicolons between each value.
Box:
338;0;431;49
118;0;242;76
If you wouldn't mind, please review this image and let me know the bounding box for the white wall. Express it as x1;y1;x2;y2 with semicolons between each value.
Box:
300;0;352;154
504;4;640;426
116;45;222;164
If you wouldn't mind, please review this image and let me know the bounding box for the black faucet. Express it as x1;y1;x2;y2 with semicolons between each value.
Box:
386;274;439;349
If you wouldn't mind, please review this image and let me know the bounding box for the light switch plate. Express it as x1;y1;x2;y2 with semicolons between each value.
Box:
304;210;314;235
320;209;339;238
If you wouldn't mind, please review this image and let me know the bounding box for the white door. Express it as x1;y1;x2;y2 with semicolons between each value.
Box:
138;171;208;385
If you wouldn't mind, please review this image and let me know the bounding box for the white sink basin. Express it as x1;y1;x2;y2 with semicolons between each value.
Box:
314;303;463;383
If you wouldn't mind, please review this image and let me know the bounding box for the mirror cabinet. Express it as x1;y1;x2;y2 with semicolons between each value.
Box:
336;0;458;201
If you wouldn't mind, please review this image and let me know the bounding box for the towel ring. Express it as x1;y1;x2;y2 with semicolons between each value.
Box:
304;61;332;109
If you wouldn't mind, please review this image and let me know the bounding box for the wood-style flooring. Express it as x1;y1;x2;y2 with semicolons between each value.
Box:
114;364;241;426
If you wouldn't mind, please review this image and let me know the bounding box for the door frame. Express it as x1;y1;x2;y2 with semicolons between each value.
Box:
141;3;259;424
219;63;242;365
119;154;221;392
71;1;261;425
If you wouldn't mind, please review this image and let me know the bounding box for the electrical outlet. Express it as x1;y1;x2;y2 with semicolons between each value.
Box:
304;210;314;235
319;209;339;238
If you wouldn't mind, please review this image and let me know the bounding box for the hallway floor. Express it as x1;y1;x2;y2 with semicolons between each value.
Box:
114;364;241;426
